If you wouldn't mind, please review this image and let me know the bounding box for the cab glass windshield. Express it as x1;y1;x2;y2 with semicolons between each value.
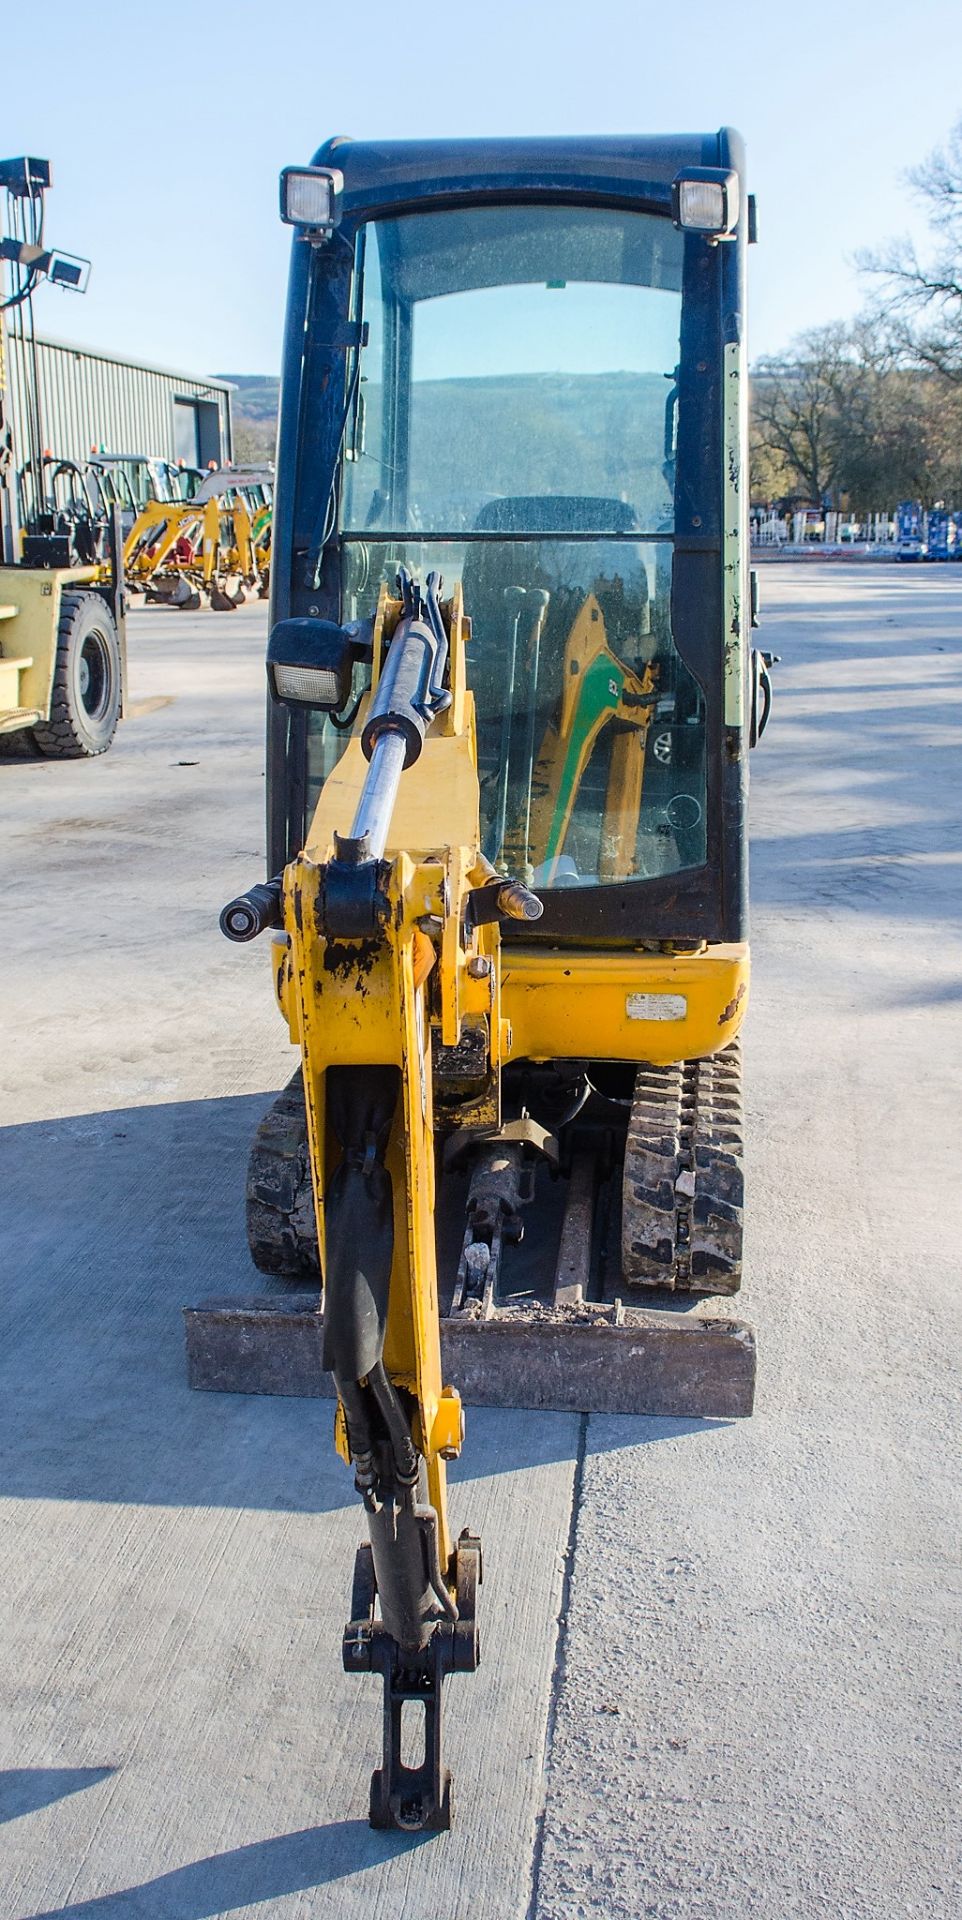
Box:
318;202;708;891
342;204;682;536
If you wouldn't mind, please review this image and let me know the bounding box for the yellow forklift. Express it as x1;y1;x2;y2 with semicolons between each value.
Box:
0;156;124;756
188;130;772;1832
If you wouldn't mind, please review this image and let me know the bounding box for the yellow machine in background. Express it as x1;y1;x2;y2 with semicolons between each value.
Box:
0;460;126;757
0;562;125;755
0;156;126;755
123;467;273;610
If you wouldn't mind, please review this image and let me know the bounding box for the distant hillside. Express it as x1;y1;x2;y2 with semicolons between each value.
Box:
221;374;280;420
221;368;671;516
220;373;279;463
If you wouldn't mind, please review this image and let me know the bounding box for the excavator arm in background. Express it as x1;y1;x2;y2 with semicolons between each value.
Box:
523;592;658;884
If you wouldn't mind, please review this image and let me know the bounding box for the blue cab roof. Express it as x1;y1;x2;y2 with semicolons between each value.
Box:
310;131;741;219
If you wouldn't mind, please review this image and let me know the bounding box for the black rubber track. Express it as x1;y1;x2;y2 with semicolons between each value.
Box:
246;1072;321;1280
621;1039;744;1294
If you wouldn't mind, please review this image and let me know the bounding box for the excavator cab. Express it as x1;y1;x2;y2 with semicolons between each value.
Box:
200;133;766;1835
268;134;757;949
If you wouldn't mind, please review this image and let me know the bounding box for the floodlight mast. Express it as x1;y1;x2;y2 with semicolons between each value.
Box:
0;154;90;310
0;155;91;560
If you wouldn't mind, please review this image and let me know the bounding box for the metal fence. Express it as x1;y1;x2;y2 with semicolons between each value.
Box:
751;505;962;557
751;509;898;548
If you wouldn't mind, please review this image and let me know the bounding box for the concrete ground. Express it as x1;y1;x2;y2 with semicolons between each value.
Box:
1;566;959;1918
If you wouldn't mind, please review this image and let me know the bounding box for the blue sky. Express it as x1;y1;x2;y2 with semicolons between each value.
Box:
3;0;961;377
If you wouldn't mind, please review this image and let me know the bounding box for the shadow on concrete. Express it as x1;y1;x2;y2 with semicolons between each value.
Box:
22;1817;428;1920
751;829;960;921
0;1769;114;1826
0;1093;365;1516
878;978;962;1009
1;1090;729;1514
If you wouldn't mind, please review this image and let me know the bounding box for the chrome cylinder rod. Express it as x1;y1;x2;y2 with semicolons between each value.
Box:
349;728;408;860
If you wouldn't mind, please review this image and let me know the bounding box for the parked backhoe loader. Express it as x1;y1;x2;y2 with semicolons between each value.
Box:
187;130;771;1833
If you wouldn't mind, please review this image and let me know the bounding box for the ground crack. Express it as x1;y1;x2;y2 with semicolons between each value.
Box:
525;1410;588;1920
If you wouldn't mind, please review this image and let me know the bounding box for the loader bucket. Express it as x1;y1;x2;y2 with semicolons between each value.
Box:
146;574;199;610
209;580;243;611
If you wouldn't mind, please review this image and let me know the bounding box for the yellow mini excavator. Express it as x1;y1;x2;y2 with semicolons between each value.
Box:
187;131;773;1833
122;466;273;610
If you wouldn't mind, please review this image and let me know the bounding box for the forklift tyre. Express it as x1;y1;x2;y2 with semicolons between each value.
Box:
32;592;121;759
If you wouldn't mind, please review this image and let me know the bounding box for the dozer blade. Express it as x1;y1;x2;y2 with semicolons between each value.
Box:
184;1135;754;1418
186;1051;754;1419
185;1293;753;1417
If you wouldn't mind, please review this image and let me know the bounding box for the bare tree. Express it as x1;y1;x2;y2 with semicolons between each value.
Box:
751;325;854;504
751;124;962;510
859;118;962;383
837;321;962;503
751;316;962;510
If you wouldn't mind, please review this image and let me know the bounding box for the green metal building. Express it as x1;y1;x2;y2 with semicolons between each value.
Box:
4;330;233;475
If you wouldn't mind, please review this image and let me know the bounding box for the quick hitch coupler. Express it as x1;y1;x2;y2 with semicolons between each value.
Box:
343;1525;482;1833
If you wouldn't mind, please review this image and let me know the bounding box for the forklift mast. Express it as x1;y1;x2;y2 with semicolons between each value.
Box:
267;131;752;947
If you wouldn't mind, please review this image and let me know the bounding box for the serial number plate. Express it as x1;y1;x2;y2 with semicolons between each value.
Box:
626;993;687;1022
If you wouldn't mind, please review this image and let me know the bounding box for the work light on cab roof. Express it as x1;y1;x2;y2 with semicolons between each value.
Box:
279;165;342;236
671;165;740;237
